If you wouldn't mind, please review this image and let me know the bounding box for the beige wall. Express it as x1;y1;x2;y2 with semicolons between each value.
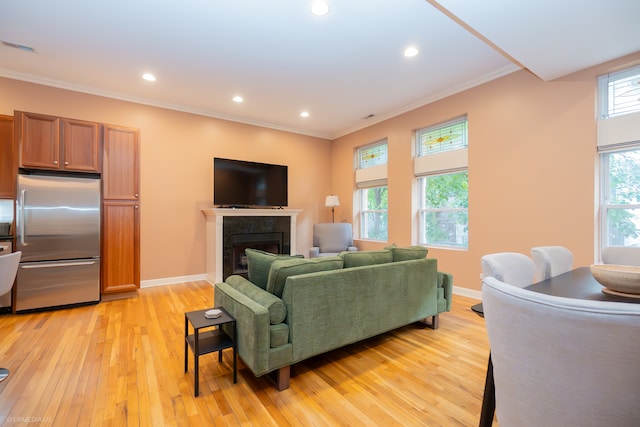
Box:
3;51;640;292
333;52;640;292
0;78;332;283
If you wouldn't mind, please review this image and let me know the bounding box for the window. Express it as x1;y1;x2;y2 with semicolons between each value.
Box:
600;147;640;247
597;65;640;251
419;172;468;248
360;186;388;241
415;116;468;248
356;140;388;241
598;65;640;119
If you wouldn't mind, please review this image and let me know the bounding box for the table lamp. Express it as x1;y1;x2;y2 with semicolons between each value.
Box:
325;195;340;223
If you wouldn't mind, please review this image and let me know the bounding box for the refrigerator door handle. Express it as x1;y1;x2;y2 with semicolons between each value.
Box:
19;189;27;247
21;260;98;269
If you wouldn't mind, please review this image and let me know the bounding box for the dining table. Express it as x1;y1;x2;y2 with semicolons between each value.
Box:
475;266;640;427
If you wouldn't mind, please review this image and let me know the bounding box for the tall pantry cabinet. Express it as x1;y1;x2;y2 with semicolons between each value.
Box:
101;124;140;293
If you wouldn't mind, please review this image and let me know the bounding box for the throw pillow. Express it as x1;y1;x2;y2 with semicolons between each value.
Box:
246;248;304;290
266;256;344;297
339;249;393;268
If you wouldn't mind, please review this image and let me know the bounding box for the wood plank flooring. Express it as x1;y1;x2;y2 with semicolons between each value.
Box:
0;281;495;426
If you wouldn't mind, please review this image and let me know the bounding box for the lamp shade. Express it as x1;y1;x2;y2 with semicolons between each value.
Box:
325;195;340;207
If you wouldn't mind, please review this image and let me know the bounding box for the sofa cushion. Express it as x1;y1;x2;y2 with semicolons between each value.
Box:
389;245;428;261
266;256;344;297
246;248;304;290
339;249;393;268
225;274;287;324
269;323;289;348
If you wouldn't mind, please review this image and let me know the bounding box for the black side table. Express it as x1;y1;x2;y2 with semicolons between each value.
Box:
184;307;237;396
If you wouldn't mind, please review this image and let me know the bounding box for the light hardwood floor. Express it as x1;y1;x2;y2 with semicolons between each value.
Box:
0;281;494;426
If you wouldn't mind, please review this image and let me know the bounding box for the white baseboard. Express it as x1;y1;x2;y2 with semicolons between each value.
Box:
140;274;482;300
452;286;481;300
140;274;212;288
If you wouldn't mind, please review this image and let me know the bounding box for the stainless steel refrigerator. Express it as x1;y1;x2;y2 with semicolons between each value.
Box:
16;173;101;312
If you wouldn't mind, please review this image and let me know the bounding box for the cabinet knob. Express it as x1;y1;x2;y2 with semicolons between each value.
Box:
53;160;58;165
134;194;139;198
134;205;139;209
64;161;69;165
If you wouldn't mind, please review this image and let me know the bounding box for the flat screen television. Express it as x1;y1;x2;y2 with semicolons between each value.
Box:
214;157;288;208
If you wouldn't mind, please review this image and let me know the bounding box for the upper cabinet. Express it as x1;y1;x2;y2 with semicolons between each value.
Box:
0;115;16;198
102;124;139;200
16;111;100;173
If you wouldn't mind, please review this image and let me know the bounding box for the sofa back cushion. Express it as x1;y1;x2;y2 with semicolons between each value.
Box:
246;248;304;290
339;249;393;268
388;245;428;261
267;256;344;297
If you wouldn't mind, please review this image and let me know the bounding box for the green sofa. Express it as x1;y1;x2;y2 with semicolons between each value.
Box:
213;247;453;390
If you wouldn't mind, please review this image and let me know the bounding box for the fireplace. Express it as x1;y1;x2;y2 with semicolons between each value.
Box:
231;232;283;276
223;216;291;280
203;208;302;284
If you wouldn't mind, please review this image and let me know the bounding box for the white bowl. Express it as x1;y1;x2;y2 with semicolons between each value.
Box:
590;264;640;295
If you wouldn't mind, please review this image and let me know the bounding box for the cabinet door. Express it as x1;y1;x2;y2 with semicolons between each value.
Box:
103;125;139;200
63;119;100;172
18;111;61;170
102;201;140;292
0;115;15;198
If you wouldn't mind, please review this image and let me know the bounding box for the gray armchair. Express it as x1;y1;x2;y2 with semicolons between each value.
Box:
309;223;357;258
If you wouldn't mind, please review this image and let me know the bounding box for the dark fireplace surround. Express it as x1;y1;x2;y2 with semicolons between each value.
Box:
222;216;291;280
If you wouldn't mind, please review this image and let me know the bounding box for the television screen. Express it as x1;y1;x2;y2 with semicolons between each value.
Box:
214;158;288;208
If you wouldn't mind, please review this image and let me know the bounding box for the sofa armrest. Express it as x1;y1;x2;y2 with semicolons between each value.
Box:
214;280;273;376
438;271;453;312
309;247;320;258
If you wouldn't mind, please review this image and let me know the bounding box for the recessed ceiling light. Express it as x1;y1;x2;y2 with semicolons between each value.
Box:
142;73;156;82
404;47;419;58
300;111;310;118
311;1;329;16
232;96;244;103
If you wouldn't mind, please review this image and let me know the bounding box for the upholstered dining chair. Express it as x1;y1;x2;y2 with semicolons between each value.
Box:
602;246;640;267
0;251;21;383
482;276;640;426
309;223;357;258
530;246;574;282
480;252;536;288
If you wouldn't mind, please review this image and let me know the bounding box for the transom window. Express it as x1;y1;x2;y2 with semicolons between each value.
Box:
598;65;640;119
417;118;468;156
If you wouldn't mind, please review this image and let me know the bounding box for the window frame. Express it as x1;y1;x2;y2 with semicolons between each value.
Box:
596;65;640;258
415;116;469;249
355;140;388;242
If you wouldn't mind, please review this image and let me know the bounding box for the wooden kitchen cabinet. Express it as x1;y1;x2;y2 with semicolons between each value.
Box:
102;201;140;293
63;119;100;172
102;124;140;293
102;124;139;200
0;115;16;198
16;111;100;172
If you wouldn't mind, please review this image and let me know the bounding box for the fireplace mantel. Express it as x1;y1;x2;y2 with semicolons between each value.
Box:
202;208;303;283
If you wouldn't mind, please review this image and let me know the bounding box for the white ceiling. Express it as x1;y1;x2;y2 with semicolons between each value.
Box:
1;0;639;139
